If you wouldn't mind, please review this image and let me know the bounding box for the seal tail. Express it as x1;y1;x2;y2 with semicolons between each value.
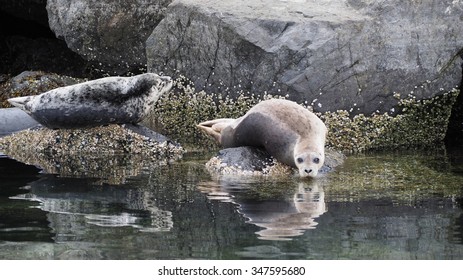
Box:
197;118;235;144
7;96;31;112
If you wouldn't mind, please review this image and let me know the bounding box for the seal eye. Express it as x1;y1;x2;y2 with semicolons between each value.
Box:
313;157;320;164
297;157;304;163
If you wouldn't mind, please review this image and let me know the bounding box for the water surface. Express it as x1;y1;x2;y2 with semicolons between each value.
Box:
1;148;463;259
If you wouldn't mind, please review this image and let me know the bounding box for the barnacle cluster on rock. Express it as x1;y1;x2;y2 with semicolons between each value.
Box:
150;75;459;153
0;124;184;184
1;72;459;180
0;124;183;157
205;156;294;177
321;89;459;153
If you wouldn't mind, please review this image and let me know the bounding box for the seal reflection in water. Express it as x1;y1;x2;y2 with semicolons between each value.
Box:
198;180;326;241
8;73;173;129
198;99;327;178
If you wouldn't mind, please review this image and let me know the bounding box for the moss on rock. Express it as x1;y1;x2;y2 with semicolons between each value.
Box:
321;89;458;152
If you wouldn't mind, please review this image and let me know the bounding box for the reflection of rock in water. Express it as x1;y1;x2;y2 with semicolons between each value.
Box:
198;179;326;241
5;153;171;185
10;175;173;241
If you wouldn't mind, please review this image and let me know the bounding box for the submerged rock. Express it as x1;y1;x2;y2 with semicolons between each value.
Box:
205;146;344;177
147;0;463;115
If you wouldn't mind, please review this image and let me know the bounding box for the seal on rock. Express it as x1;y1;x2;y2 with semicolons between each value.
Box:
7;73;173;129
197;99;327;178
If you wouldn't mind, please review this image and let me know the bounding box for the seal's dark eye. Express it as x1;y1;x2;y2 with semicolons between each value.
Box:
313;157;320;164
297;157;304;163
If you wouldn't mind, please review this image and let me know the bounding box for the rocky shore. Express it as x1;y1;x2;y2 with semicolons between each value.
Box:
1;0;463;177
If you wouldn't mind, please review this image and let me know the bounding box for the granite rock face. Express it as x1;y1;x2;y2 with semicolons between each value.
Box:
147;0;463;115
46;0;173;74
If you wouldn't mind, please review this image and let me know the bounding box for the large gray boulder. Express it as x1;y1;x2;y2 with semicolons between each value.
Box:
46;0;173;74
146;0;463;115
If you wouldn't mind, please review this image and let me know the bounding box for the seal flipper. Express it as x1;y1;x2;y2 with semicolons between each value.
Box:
197;118;236;144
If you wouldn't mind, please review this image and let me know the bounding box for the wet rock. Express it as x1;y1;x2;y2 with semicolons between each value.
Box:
123;124;179;146
147;0;463;115
46;0;173;75
216;147;274;171
205;146;344;176
0;124;185;182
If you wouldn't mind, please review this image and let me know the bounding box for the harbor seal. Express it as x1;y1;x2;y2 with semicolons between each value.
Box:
197;99;327;178
7;73;172;129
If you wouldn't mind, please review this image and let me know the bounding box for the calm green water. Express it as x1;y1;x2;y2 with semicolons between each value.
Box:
1;147;463;260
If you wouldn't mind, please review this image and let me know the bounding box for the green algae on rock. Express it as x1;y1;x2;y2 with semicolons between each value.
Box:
146;75;277;149
318;148;463;203
148;75;459;153
321;89;459;153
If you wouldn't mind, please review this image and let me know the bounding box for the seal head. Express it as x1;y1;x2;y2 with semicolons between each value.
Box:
294;150;324;177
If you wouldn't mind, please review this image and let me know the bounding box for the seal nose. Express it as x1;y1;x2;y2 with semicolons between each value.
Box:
159;76;173;91
305;169;312;174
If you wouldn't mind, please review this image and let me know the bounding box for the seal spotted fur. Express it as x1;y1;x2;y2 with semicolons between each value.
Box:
8;73;172;129
198;99;327;178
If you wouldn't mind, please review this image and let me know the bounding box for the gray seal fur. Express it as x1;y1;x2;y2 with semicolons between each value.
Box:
8;73;172;129
198;99;327;178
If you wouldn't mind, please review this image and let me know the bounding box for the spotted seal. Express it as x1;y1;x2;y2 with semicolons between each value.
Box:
8;73;172;129
198;99;327;178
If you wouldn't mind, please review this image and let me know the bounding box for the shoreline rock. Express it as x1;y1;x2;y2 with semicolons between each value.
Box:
0;124;185;181
147;0;463;115
46;0;173;75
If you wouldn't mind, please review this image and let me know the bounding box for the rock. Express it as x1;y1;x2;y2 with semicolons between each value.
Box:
46;0;173;75
205;146;344;176
0;108;41;137
0;6;89;77
216;147;274;172
123;124;179;146
147;0;463;115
